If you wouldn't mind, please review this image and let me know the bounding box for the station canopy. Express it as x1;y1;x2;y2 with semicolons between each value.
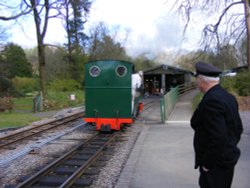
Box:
143;64;193;75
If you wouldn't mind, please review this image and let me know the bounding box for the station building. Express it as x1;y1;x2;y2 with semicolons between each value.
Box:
143;64;194;95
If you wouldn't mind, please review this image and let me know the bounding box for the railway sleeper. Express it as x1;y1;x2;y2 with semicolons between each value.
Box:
82;145;102;149
63;159;86;166
37;176;92;187
78;149;98;155
84;168;100;175
90;141;107;145
91;161;106;167
26;186;53;188
73;177;93;187
103;150;115;155
37;176;67;186
54;166;79;175
94;137;111;141
70;154;92;160
54;166;100;175
96;156;111;161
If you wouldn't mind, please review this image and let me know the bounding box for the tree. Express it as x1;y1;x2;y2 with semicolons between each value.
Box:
0;76;15;97
29;0;53;108
63;0;91;81
0;0;69;110
174;0;250;71
45;47;70;81
0;25;8;45
237;37;247;65
25;46;76;82
2;43;32;78
64;0;91;53
0;51;8;77
25;47;39;75
244;0;250;71
174;50;208;71
88;23;130;61
175;45;240;72
132;54;156;71
216;44;239;70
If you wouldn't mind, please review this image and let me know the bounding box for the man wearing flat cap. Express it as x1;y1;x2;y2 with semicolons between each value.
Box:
191;61;243;188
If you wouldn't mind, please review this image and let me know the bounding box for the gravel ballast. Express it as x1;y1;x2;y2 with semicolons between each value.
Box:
0;110;144;188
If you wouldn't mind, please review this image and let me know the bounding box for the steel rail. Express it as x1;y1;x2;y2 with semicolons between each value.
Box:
16;132;99;188
60;132;118;188
0;122;87;167
0;112;84;149
0;112;83;140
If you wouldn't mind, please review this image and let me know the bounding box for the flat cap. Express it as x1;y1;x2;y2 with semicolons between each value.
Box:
194;61;222;77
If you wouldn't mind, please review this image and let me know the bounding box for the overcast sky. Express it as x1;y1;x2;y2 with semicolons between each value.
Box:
86;0;193;56
3;0;243;58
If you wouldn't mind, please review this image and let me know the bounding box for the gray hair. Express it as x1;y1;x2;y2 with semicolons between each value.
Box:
199;75;220;82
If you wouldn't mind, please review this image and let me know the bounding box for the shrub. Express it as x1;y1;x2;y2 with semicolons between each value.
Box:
221;71;250;96
12;77;39;94
0;96;13;112
234;71;250;96
0;76;17;97
221;77;237;94
45;90;84;110
48;79;81;92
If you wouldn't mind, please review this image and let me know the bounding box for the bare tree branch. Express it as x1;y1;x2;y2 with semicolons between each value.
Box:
41;0;49;39
205;1;242;35
0;8;32;21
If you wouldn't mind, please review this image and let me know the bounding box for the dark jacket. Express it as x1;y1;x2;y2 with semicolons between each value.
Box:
191;84;243;170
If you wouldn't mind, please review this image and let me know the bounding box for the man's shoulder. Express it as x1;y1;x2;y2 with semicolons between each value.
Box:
204;86;237;109
206;85;233;99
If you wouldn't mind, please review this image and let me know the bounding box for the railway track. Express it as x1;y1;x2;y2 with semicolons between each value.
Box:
0;112;84;150
15;131;120;187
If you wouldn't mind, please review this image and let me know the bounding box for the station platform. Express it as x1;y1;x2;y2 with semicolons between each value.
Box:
115;90;250;188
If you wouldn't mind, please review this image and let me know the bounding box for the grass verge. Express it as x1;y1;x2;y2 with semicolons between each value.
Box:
0;112;41;129
0;90;84;130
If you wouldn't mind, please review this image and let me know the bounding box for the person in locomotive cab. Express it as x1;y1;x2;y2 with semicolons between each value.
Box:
131;71;143;117
190;61;243;188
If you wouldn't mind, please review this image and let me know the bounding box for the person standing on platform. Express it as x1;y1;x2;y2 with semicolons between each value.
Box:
190;61;243;188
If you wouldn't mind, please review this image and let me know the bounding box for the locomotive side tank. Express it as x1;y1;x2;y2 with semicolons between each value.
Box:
84;60;142;131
